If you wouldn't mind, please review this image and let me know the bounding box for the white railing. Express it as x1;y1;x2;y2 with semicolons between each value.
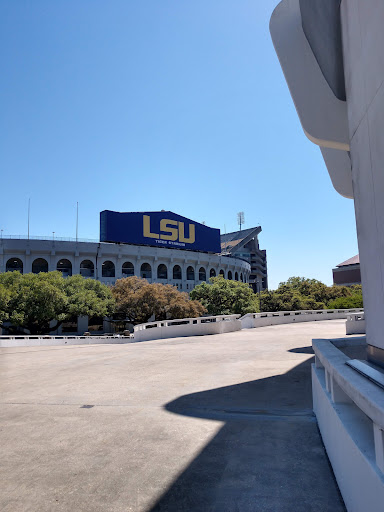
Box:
1;309;364;347
134;314;241;342
312;337;384;511
346;311;366;334
240;308;363;329
0;335;129;348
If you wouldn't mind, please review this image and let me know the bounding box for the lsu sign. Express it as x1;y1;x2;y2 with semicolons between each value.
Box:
100;210;221;253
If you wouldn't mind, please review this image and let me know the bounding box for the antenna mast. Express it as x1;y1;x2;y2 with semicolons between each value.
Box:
28;198;30;240
76;202;79;242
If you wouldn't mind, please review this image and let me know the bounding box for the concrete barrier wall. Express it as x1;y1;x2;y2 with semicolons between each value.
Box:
133;315;241;342
240;309;363;329
312;338;384;512
346;312;366;335
1;309;364;347
0;336;129;348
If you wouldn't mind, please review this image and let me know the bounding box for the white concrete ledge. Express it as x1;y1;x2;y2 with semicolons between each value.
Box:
312;337;384;512
0;336;128;348
346;312;366;335
1;309;363;347
134;315;241;342
240;309;363;329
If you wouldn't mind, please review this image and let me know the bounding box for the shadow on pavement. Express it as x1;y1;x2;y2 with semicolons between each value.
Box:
288;346;314;354
149;356;345;512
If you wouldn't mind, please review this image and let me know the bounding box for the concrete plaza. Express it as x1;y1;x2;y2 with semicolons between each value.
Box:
0;321;348;511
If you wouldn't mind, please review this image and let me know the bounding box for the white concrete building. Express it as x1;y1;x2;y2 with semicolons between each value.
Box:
0;237;251;292
271;1;384;509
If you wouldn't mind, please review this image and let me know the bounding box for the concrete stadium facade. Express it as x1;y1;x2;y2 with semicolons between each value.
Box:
0;237;251;291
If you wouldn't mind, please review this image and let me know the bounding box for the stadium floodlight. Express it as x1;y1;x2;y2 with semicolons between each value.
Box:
237;212;245;231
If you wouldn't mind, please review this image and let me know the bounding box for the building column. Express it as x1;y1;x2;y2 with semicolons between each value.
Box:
78;316;89;334
341;3;384;360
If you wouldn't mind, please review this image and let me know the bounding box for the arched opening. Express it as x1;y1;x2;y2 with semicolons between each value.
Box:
102;260;115;278
80;260;94;278
219;269;225;277
187;266;195;280
57;259;72;277
32;258;48;274
240;273;243;282
199;267;206;281
228;270;233;280
6;258;23;273
173;265;182;280
157;264;168;279
141;263;152;279
235;272;239;281
210;268;216;278
122;261;134;277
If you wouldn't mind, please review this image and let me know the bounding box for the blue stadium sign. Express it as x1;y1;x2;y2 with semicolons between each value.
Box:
100;211;221;253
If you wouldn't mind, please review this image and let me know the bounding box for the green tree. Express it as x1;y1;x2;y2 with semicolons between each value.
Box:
63;274;115;320
112;277;206;325
327;293;363;309
0;271;115;335
190;275;259;316
259;276;363;312
0;283;11;326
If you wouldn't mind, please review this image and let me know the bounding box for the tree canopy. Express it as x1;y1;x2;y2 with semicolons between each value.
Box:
190;275;259;316
0;271;115;334
0;271;363;334
112;276;206;325
259;277;363;312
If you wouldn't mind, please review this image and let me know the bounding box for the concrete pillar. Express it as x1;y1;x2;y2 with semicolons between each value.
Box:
341;3;384;360
73;249;80;275
0;245;4;273
103;318;113;334
25;250;32;273
116;256;122;280
78;316;88;334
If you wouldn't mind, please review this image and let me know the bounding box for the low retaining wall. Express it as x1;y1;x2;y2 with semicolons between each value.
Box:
1;309;364;347
133;315;241;342
0;336;129;348
346;312;366;335
240;309;363;329
312;337;384;512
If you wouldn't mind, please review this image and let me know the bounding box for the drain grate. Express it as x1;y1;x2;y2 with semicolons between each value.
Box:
80;404;94;409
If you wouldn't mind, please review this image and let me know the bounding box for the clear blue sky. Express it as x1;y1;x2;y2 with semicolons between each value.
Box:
0;0;358;289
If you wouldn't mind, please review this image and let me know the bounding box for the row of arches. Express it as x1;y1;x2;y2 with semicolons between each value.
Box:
5;258;97;278
5;258;247;282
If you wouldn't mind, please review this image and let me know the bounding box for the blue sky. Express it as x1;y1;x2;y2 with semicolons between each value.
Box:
0;0;358;289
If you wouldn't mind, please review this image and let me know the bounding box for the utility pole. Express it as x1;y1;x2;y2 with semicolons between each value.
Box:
27;198;30;240
76;202;79;242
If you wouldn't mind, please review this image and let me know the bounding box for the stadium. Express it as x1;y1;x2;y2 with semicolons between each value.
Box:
0;210;268;293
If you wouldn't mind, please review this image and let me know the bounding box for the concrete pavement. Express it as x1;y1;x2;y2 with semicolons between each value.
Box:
0;320;348;511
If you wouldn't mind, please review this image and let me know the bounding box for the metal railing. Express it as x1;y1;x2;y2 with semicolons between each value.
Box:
1;235;99;243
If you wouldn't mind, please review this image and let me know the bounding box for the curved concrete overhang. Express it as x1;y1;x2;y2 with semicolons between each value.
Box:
270;0;350;151
320;147;354;199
